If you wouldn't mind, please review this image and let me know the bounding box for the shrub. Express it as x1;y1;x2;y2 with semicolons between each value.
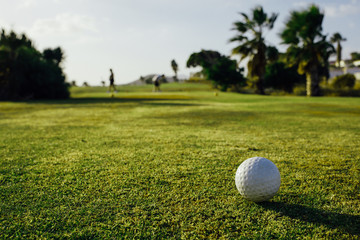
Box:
331;74;356;89
293;85;307;96
321;86;360;97
264;62;305;93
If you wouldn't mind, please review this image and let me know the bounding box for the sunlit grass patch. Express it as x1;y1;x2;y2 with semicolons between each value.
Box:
0;84;359;239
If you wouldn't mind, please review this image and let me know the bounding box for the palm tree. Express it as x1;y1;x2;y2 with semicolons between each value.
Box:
229;6;278;94
171;59;178;81
330;33;346;67
280;5;335;96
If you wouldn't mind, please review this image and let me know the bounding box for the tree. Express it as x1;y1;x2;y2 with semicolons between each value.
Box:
264;61;305;93
280;5;335;96
0;29;69;100
187;50;221;69
0;30;33;99
171;59;178;81
229;6;278;94
266;46;279;63
350;52;360;61
43;47;64;66
186;50;246;91
330;33;346;67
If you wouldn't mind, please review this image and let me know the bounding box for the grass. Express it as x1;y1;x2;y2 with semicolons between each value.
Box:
1;83;359;239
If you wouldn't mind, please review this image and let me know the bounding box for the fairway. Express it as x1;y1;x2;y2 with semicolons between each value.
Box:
1;84;359;239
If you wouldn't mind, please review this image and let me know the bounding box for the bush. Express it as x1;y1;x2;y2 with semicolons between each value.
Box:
186;77;209;84
264;62;305;93
321;87;360;97
330;74;356;89
293;85;307;96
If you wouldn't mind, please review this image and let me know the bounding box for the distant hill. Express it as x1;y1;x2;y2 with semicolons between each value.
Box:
126;74;187;85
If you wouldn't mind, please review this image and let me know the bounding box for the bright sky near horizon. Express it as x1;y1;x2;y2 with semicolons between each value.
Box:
1;0;359;85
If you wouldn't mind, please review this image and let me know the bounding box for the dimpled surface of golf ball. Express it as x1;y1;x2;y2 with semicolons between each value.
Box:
235;157;281;202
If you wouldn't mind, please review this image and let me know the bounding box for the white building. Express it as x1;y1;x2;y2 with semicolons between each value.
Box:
329;67;360;80
353;60;360;67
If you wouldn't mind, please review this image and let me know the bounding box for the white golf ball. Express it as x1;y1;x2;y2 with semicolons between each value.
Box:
235;157;281;202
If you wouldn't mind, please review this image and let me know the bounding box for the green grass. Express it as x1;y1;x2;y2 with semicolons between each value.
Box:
1;83;359;239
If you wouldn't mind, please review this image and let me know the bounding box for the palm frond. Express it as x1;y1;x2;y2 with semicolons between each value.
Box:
232;21;249;33
267;13;278;29
239;12;249;21
228;35;248;43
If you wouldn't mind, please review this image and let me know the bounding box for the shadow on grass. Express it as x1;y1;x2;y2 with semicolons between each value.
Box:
259;201;360;236
23;97;203;107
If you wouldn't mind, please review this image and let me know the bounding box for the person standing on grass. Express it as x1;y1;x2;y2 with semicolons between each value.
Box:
108;68;117;92
152;74;164;92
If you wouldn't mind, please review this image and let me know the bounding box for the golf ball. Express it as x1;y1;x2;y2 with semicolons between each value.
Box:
235;157;281;202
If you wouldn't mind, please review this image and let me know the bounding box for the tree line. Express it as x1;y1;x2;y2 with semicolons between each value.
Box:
0;30;69;100
186;4;353;96
0;4;356;99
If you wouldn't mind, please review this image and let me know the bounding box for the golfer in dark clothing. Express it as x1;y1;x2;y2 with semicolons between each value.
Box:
152;74;163;92
109;69;117;92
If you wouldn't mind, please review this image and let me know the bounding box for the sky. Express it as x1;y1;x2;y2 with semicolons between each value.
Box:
1;0;359;85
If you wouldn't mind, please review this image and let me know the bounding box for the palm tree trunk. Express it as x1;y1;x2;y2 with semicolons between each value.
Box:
255;47;266;95
336;42;342;67
306;65;320;96
255;76;265;95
